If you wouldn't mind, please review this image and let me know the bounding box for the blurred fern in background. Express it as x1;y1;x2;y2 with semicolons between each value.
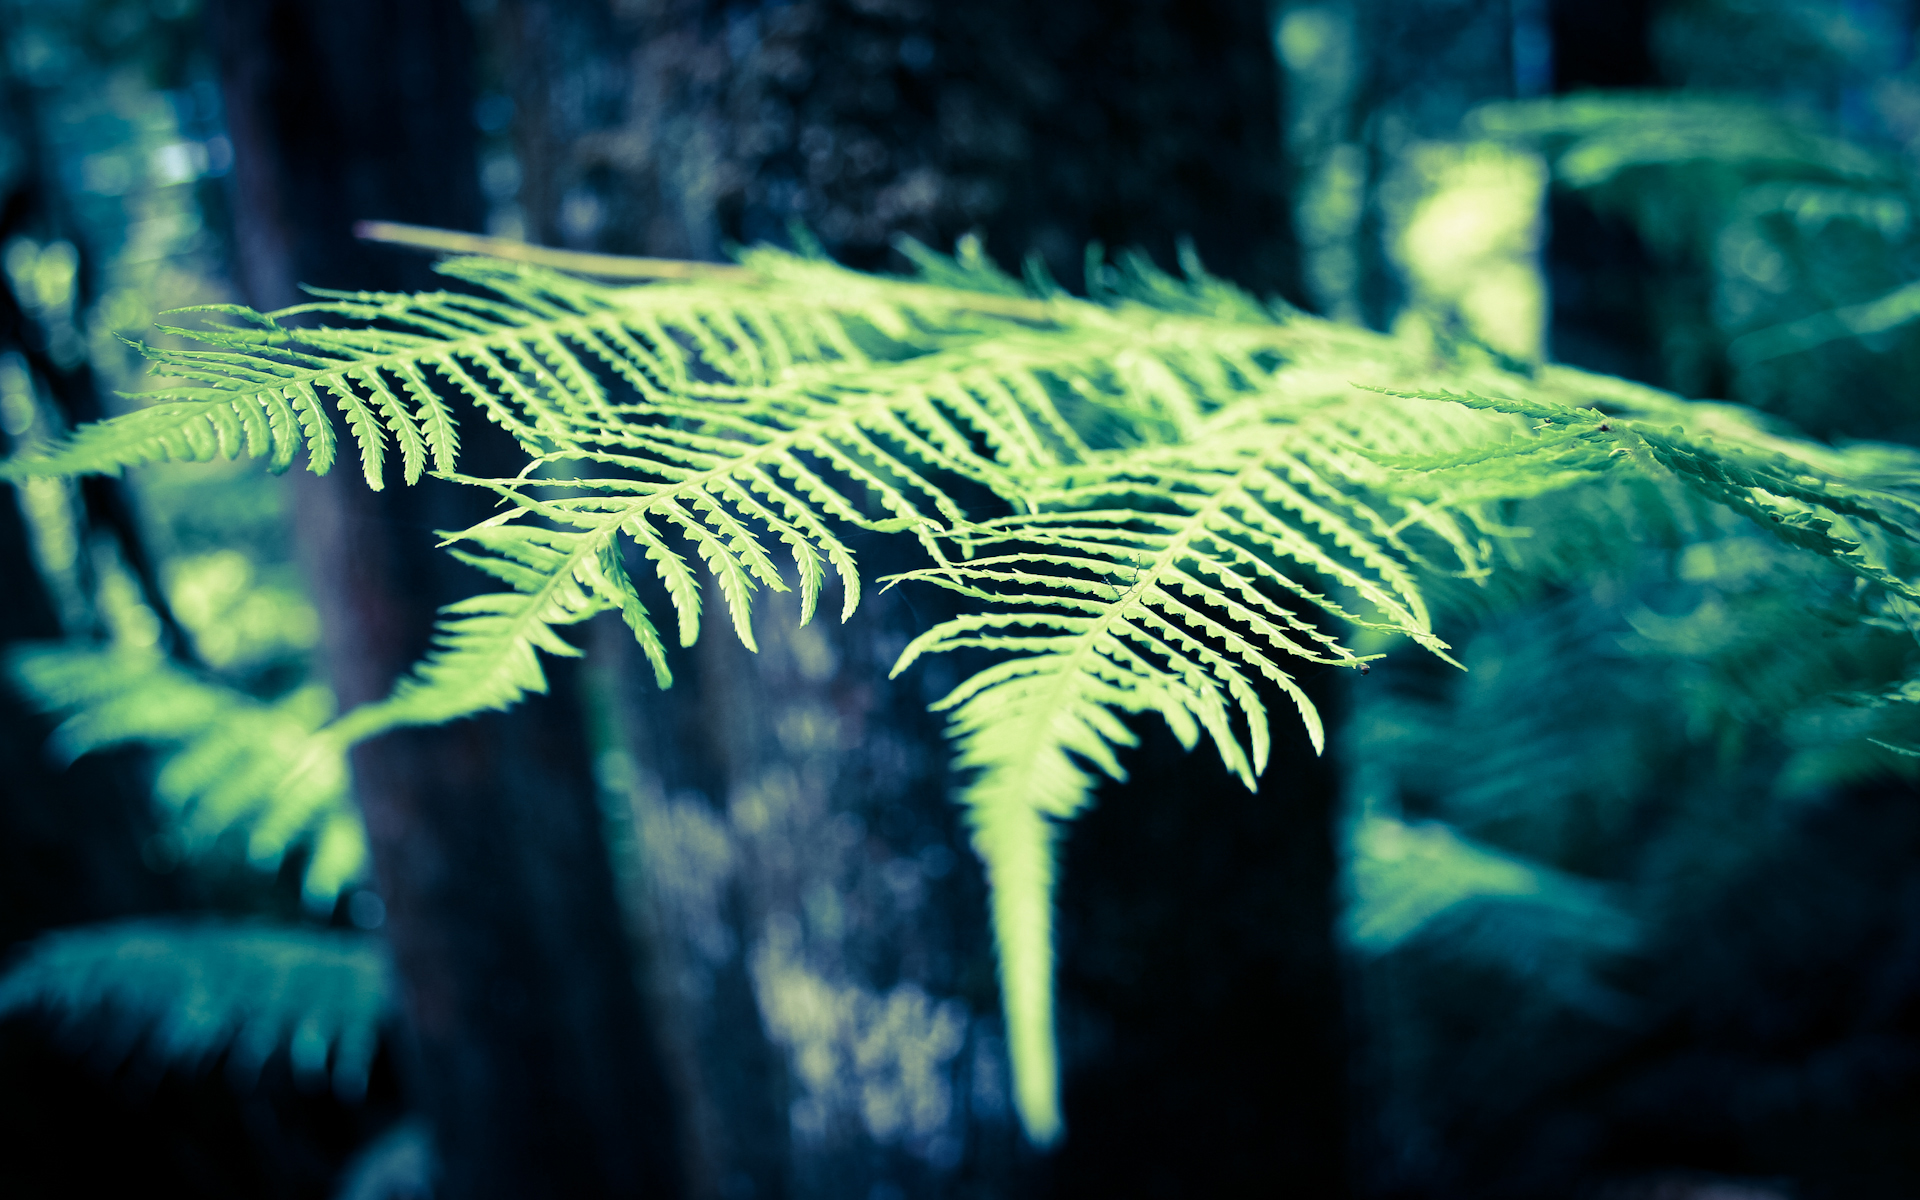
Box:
5;645;362;904
0;918;388;1100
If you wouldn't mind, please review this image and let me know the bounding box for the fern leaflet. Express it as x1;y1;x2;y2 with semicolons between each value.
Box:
6;645;365;901
0;918;389;1100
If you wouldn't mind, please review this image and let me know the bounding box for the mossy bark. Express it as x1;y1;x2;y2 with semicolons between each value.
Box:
495;3;1342;1196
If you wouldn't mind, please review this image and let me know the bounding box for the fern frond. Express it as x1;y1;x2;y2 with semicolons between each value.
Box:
1374;386;1920;598
0;919;389;1100
313;258;1312;746
5;645;364;902
886;391;1489;1139
1;246;1309;755
1346;812;1636;956
24;240;1920;1148
884;358;1920;1139
321;516;628;741
1470;94;1900;190
0;260;871;486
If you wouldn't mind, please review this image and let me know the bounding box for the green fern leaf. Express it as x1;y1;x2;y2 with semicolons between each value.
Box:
885;348;1920;1140
308;256;1306;747
1347;812;1637;956
1470;94;1898;190
5;645;364;902
1372;386;1920;599
23;242;1920;1149
322;517;615;741
887;400;1471;1140
0;919;389;1099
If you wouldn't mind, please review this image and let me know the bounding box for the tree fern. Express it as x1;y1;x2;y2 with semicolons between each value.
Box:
0;918;389;1100
8;239;1920;1144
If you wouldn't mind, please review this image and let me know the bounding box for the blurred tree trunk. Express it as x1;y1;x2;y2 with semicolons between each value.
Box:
1344;0;1527;329
497;0;1300;294
492;3;1339;1197
210;3;683;1197
1535;0;1668;389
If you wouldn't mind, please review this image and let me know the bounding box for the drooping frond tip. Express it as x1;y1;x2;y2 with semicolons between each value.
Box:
885;386;1491;1139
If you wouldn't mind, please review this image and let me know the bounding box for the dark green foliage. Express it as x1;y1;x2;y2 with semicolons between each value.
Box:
1476;92;1920;441
5;644;361;902
0;918;389;1101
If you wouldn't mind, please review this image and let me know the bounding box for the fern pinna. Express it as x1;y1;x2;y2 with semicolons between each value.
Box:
9;238;1920;1143
0;918;388;1100
4;644;363;904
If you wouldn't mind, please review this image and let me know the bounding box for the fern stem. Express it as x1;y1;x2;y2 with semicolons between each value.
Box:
354;221;754;281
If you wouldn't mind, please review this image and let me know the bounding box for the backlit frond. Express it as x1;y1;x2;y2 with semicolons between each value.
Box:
12;242;1920;1147
320;255;1309;745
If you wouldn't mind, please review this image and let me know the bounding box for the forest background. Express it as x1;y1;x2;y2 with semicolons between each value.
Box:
6;1;1920;1199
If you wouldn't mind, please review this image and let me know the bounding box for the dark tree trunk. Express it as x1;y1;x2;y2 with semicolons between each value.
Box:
1535;1;1672;393
211;3;684;1196
1047;686;1349;1198
498;0;1301;296
1548;0;1655;92
596;546;998;1200
493;3;1340;1196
